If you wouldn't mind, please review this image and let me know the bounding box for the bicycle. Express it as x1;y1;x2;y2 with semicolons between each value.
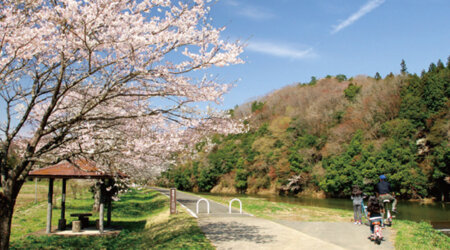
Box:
369;216;384;245
381;199;394;227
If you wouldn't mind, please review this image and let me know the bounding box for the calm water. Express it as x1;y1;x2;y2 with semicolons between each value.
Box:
199;192;450;230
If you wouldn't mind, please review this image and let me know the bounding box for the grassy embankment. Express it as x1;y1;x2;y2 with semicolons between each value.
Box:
393;220;450;249
9;180;213;250
195;192;450;249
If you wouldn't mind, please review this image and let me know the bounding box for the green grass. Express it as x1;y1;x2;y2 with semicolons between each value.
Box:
189;192;353;222
393;220;450;250
9;183;214;250
11;180;93;240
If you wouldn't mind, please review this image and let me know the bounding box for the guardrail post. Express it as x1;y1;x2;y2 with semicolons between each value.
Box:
229;198;242;214
196;198;210;214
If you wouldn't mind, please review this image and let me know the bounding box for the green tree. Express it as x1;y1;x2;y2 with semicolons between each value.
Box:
288;149;304;174
436;59;445;70
344;83;362;102
320;130;428;198
235;168;249;193
336;74;347;82
430;143;450;201
374;72;382;80
380;119;415;140
400;59;407;74
251;101;265;112
422;74;447;114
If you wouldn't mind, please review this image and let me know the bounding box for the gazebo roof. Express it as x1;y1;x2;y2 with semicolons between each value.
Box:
29;159;125;179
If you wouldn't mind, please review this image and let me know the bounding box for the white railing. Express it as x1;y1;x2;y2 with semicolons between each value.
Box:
229;198;242;214
196;198;210;214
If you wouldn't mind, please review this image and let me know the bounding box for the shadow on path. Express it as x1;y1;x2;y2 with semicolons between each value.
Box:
200;221;275;244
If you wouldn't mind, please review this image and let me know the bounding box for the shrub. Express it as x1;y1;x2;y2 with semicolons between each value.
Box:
251;101;265;112
309;76;317;85
344;83;361;102
234;169;249;193
336;74;347;82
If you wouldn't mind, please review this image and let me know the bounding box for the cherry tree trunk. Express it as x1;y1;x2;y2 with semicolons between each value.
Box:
0;183;22;250
0;198;14;250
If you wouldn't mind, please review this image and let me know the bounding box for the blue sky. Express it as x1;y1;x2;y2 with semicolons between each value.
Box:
207;0;450;109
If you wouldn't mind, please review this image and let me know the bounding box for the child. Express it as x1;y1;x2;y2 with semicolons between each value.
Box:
367;196;383;239
351;185;363;224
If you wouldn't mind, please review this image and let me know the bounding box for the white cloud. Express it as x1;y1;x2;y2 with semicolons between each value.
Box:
224;1;274;21
331;0;385;34
238;7;275;21
224;0;240;7
247;41;316;60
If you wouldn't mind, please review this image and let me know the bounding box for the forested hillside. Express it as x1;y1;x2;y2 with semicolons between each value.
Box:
158;58;450;201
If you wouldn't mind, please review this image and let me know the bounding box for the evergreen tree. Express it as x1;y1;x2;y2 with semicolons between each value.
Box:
429;63;437;72
436;59;445;70
400;59;407;74
374;72;382;80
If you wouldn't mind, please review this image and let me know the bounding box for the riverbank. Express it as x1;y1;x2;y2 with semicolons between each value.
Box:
210;186;447;205
9;182;214;249
192;192;450;249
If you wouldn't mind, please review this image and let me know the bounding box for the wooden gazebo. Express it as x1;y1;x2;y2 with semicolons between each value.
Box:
29;159;125;234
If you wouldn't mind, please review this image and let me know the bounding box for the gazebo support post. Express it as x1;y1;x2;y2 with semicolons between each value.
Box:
58;179;67;230
106;198;112;226
99;182;105;233
46;178;54;234
106;178;113;227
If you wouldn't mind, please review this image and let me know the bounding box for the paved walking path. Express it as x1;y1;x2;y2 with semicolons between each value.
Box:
276;220;394;250
152;188;394;249
152;187;250;217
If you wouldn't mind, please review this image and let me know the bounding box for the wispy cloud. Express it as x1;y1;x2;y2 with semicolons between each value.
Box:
224;0;274;21
247;41;316;60
331;0;385;34
238;7;275;21
224;0;239;7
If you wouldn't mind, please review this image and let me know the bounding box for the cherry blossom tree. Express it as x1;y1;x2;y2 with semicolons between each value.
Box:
0;0;243;248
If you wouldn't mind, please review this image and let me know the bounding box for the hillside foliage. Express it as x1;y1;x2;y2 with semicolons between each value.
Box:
158;58;450;200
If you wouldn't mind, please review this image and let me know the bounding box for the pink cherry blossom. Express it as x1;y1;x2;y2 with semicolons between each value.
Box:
0;1;244;247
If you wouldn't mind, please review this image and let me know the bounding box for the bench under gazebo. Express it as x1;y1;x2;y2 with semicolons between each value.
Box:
28;159;125;234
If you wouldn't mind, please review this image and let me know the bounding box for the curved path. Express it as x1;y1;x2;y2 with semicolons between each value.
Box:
152;188;394;249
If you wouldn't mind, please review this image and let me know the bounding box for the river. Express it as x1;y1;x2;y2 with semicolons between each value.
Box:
198;192;450;232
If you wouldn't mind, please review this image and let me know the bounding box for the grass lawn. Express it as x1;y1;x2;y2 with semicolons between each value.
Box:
9;181;214;249
393;220;450;250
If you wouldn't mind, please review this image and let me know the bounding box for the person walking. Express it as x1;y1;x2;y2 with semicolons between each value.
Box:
351;185;364;224
375;175;397;213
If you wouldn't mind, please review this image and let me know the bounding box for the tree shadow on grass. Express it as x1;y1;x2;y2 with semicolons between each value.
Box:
118;192;159;202
112;198;165;218
65;204;94;211
113;220;147;231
